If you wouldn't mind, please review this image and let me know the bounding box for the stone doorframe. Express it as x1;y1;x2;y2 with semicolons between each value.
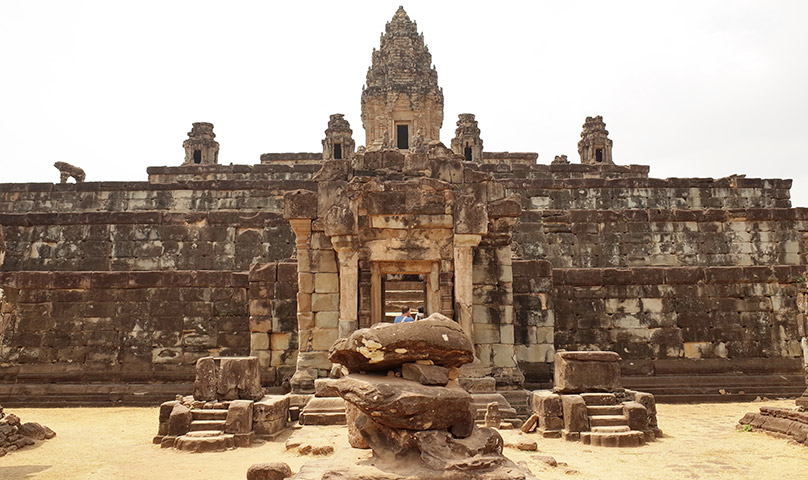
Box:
369;260;441;325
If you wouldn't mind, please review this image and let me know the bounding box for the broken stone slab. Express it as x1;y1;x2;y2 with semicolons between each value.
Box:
414;427;505;470
18;422;55;440
247;462;293;480
560;395;589;433
553;351;622;394
345;402;370;449
217;357;264;401
401;363;449;386
623;401;648;432
336;374;473;434
253;395;290;436
314;378;341;397
224;399;253;434
193;356;218;401
329;314;474;372
167;403;192;436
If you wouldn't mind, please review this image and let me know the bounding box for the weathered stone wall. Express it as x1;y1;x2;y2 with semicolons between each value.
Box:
0;181;314;213
148;164;319;184
0;211;293;272
512;260;554;385
247;262;298;386
515;208;808;268
552;265;807;377
0;270;251;384
503;176;791;211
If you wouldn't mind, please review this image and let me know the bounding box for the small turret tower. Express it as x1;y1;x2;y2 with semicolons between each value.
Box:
322;114;355;161
182;122;219;165
451;113;483;162
361;7;444;150
577;116;613;165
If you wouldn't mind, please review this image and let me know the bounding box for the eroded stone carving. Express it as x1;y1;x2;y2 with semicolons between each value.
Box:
53;161;85;183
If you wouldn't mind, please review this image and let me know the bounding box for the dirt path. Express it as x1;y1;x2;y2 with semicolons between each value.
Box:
1;400;806;480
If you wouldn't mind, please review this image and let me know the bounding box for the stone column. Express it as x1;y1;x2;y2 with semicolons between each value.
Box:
331;235;359;338
371;262;382;325
454;234;481;340
288;218;315;393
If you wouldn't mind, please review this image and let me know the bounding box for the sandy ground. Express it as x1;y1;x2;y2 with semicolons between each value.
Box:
1;400;807;480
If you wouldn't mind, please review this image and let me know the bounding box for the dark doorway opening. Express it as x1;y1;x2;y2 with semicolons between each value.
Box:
464;145;473;161
396;125;409;149
595;148;603;163
193;150;202;164
334;143;342;159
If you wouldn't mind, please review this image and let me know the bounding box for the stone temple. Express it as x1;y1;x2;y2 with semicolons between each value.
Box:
1;6;807;407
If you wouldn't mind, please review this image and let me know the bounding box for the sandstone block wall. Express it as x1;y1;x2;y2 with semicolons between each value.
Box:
0;211;293;272
0;270;250;384
552;265;806;377
512;260;554;384
515;208;808;268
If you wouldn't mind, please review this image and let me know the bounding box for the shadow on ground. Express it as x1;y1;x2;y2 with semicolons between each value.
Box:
0;465;52;480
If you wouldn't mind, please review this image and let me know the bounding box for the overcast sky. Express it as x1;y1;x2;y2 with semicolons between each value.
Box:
2;1;807;205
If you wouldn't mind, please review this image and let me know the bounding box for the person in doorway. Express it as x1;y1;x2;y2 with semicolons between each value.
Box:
414;306;425;320
393;306;414;323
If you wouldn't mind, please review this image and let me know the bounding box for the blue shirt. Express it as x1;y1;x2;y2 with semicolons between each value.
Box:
394;315;414;323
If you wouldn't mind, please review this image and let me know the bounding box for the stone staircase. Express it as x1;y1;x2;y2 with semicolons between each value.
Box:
471;393;522;429
384;279;425;322
172;404;233;452
299;397;347;425
579;393;648;447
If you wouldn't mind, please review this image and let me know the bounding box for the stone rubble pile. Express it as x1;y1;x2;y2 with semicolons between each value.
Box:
738;406;808;444
0;403;55;456
290;314;537;479
525;351;661;447
154;356;289;453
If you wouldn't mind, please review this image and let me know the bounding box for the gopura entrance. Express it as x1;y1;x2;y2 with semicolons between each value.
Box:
284;144;524;393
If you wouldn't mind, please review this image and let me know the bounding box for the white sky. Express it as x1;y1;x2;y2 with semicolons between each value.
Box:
2;1;807;205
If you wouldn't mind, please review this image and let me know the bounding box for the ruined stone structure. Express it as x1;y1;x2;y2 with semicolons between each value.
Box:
321;114;355;161
53;161;86;183
578;115;613;165
183;122;219;165
154;356;288;452
0;7;806;406
528;351;661;447
451;113;483;162
361;7;443;149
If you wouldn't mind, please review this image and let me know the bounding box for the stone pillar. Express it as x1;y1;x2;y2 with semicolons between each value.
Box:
331;235;359;338
454;234;482;340
426;261;441;316
289;219;314;393
371;262;382;325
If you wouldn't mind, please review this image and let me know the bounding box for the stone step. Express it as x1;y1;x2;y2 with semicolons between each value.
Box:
384;290;426;301
189;420;226;431
384;281;425;290
586;405;623;416
622;373;805;402
588;415;628;427
580;393;618;406
299;411;347;426
581;430;646;447
192;409;229;421
175;431;235;453
591;426;631;433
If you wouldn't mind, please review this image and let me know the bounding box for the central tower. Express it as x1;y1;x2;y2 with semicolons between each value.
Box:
361;7;444;149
